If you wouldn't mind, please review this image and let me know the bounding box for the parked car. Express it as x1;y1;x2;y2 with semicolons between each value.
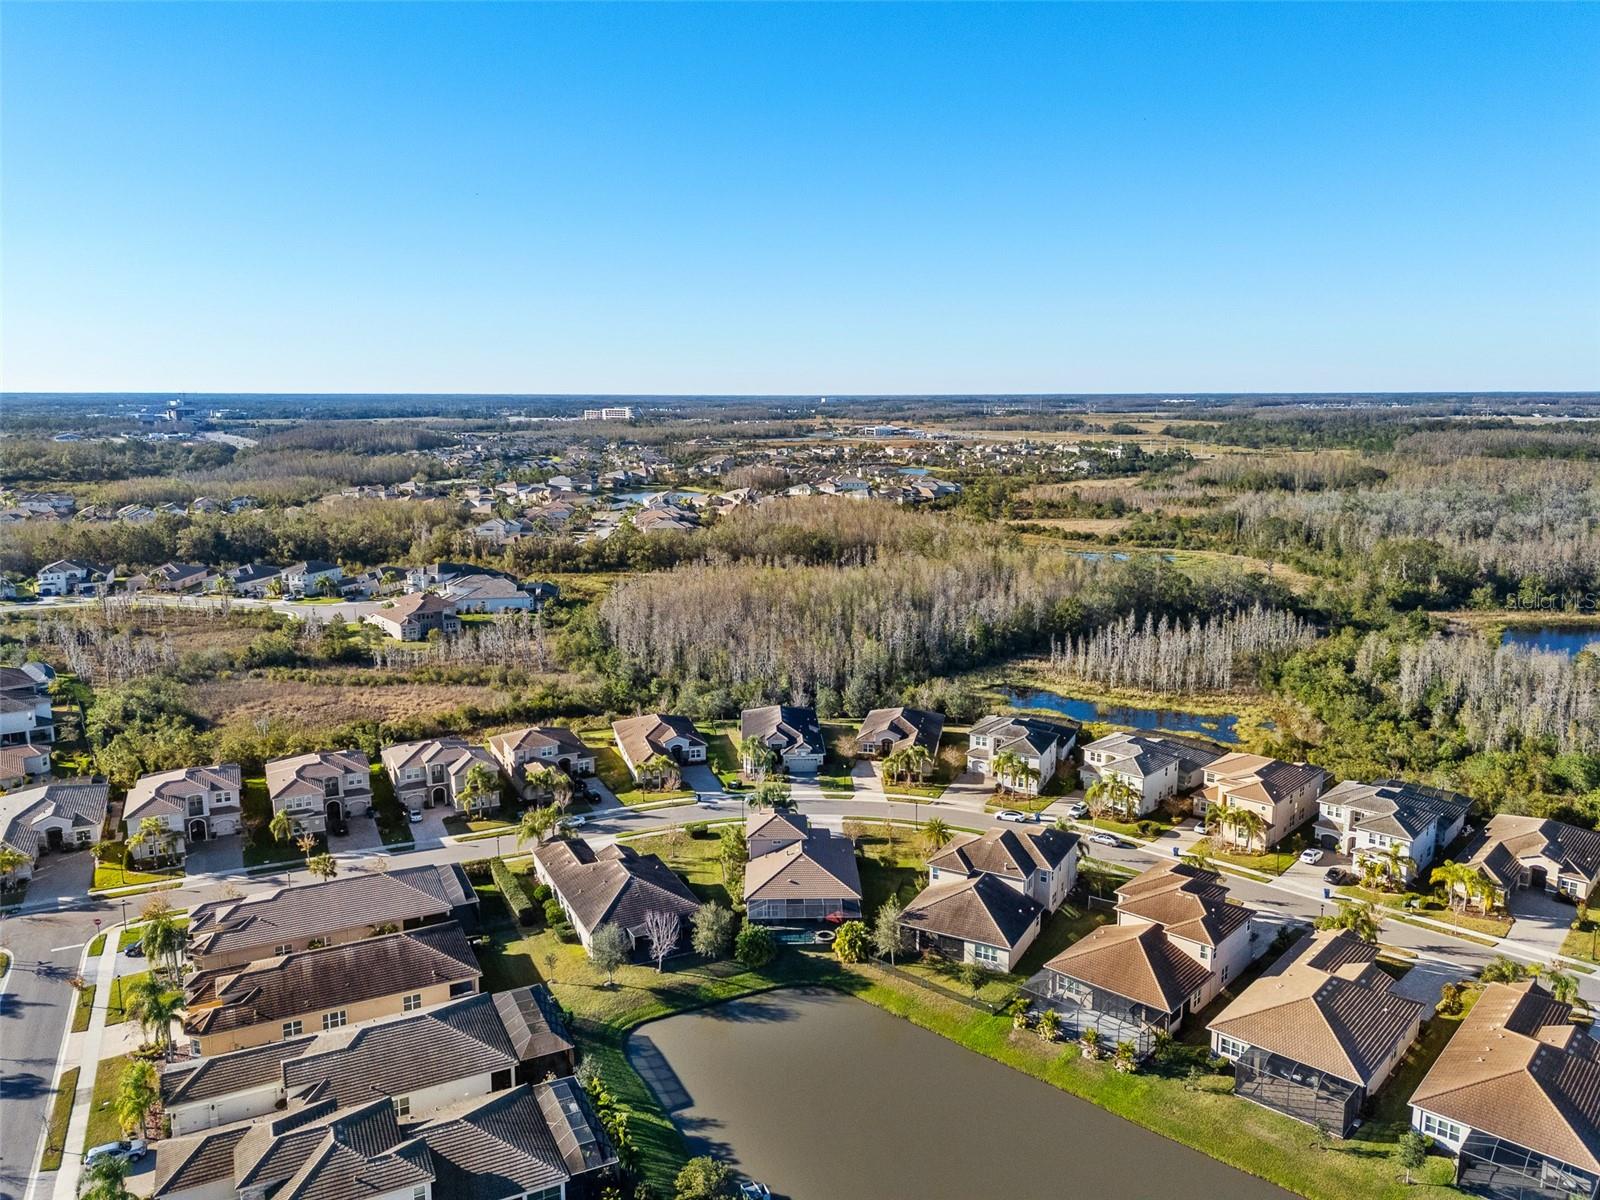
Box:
1323;867;1357;886
1299;848;1324;865
1064;801;1089;819
995;809;1034;824
85;1139;147;1167
124;939;144;958
560;815;588;830
407;809;422;824
1195;823;1209;837
738;1183;772;1199
1089;832;1120;847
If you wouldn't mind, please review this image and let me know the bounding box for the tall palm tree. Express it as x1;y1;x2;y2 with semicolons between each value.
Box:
881;748;908;785
1316;900;1381;943
1381;844;1417;889
113;1058;160;1138
1540;962;1581;1005
1086;776;1138;820
0;844;31;895
741;740;778;782
122;972;181;1057
457;763;501;816
1206;799;1237;845
991;750;1025;795
905;744;934;783
139;904;186;983
1431;862;1476;913
1232;809;1267;853
517;804;560;847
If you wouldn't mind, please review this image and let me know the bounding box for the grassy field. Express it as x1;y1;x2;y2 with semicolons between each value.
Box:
188;675;508;728
40;1066;79;1171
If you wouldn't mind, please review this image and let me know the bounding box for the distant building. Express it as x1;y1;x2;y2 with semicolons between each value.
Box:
364;592;461;640
582;406;637;420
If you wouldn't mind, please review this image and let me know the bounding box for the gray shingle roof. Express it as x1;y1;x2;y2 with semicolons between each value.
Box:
533;838;699;933
422;1083;613;1200
927;826;1078;882
0;779;108;859
741;705;824;755
899;872;1043;951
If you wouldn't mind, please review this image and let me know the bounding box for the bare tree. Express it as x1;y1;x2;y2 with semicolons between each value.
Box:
643;910;681;973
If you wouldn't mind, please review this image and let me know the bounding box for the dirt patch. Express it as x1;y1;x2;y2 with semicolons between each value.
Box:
189;677;509;727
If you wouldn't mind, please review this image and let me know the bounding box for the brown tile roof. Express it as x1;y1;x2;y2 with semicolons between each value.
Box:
162;1036;317;1106
265;751;371;804
422;1081;616;1197
854;707;944;754
744;829;862;904
740;705;824;755
899;872;1043;951
1114;861;1255;948
183;922;480;1037
927;826;1078;883
611;713;706;767
1410;981;1600;1172
1207;930;1425;1086
1043;922;1212;1014
1207;753;1327;806
486;726;590;760
532;838;699;933
1470;815;1600;889
0;779;108;859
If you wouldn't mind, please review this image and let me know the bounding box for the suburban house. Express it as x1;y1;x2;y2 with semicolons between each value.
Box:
1410;980;1600;1199
123;763;243;858
531;837;700;955
1201;752;1329;851
743;812;863;924
0;779;108;883
162;984;573;1135
1079;732;1223;816
0;743;52;789
35;559;110;596
1208;929;1426;1135
740;704;827;774
1315;778;1472;883
611;713;708;781
1112;860;1258;1009
264;749;373;834
364;592;462;641
381;737;502;813
280;559;344;596
899;871;1045;972
0;662;56;747
1468;814;1600;903
182;921;482;1055
853;706;945;758
927;825;1081;912
186;863;479;971
965;713;1079;793
151;1082;614;1200
137;561;214;593
222;562;283;597
487;726;596;800
442;573;534;612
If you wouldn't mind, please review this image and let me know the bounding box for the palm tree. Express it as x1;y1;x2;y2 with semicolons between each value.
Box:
882;748;909;786
1540;963;1581;1005
1205;799;1236;846
306;853;338;882
113;1057;160;1138
1381;844;1417;890
905;744;935;783
741;740;778;782
79;1154;134;1200
922;817;953;853
1232;809;1267;854
1316;900;1381;943
750;780;792;811
268;809;293;845
139;901;186;982
517;804;560;847
122;972;181;1056
127;816;176;869
0;843;31;895
457;763;501;817
1431;862;1486;913
1086;776;1138;820
991;750;1025;795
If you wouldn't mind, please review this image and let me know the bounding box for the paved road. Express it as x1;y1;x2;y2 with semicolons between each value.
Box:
0;784;1583;1197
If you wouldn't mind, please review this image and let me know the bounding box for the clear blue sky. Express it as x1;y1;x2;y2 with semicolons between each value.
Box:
3;2;1597;394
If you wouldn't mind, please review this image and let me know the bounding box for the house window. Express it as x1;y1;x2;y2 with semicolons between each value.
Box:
187;797;205;817
283;1020;303;1037
322;1010;347;1030
411;1187;427;1200
1215;1034;1248;1059
395;1095;411;1118
402;992;423;1012
1419;1112;1464;1143
274;944;293;955
973;943;1001;966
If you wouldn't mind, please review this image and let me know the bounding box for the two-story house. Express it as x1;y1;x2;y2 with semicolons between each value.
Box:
280;560;344;597
926;825;1081;912
1202;752;1329;851
381;737;501;814
1315;778;1472;883
35;559;110;597
0;663;56;748
965;714;1079;794
486;726;595;800
265;750;373;835
124;763;244;858
1080;732;1222;816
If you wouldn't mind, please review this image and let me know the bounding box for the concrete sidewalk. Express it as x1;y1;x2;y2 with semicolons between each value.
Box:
48;922;126;1200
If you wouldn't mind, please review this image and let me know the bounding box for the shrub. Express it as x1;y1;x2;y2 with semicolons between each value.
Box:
684;821;709;839
832;920;869;963
553;921;577;943
734;923;775;969
531;883;552;903
1438;981;1467;1016
491;858;537;927
543;899;566;927
1136;820;1157;839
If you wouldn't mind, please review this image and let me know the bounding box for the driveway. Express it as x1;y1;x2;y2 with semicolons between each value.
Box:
1507;887;1578;959
22;848;94;907
328;813;384;854
409;806;453;849
680;764;722;795
1276;848;1349;900
185;835;244;877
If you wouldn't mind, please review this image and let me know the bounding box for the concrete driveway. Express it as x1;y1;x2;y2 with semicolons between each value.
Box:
185;835;244;876
1507;887;1578;959
681;763;722;795
1276;847;1349;900
409;806;453;849
328;813;385;854
22;848;94;906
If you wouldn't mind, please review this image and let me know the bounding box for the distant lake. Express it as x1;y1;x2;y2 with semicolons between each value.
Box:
1500;625;1600;657
1075;551;1177;563
897;466;929;476
1003;686;1245;743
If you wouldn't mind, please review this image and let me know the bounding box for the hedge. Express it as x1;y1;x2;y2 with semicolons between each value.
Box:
491;857;537;927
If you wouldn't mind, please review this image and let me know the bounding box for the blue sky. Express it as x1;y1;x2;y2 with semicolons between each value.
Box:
3;3;1597;394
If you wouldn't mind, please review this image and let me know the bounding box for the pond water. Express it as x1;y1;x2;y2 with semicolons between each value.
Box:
629;988;1291;1200
1002;686;1245;743
1500;625;1600;657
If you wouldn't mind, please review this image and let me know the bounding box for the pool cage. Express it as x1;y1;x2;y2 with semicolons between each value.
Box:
1230;1047;1364;1136
1456;1133;1600;1200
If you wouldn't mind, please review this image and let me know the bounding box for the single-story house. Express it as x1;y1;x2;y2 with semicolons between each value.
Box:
442;573;535;613
531;837;700;955
927;825;1081;913
264;749;373;835
898;871;1044;972
1208;929;1426;1136
1080;732;1222;816
0;779;108;883
965;714;1078;794
743;812;863;924
364;592;462;641
123;763;243;858
740;704;826;774
1468;814;1600;903
611;713;707;782
853;706;944;759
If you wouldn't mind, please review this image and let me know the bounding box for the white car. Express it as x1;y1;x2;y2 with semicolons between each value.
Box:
407;809;422;824
1089;832;1120;847
1064;801;1089;819
85;1139;147;1167
1299;848;1324;865
560;815;587;829
995;809;1033;824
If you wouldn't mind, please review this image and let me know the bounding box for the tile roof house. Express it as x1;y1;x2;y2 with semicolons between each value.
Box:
611;713;708;781
1410;981;1600;1199
966;714;1079;794
1080;732;1222;817
364;592;462;641
486;726;596;799
186;863;479;971
531;837;700;955
740;705;826;774
381;737;502;814
0;740;51;788
163;985;574;1136
1315;778;1472;883
0;663;56;747
1112;860;1258;1011
743;813;863;925
442;573;535;613
123;763;243;859
1208;929;1426;1135
0;779;108;881
183;921;482;1056
927;826;1081;913
1468;814;1600;903
265;749;373;836
853;706;945;758
898;871;1045;972
1202;752;1329;851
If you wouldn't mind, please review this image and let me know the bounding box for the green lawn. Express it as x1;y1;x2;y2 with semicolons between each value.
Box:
1207;828;1313;876
703;730;743;785
72;983;95;1032
1014;902;1113;976
93;862;183;891
370;763;414;846
1338;885;1513;940
1087;812;1177;839
1563;915;1600;964
985;792;1055;815
105;969;181;1026
41;1066;79;1171
87;932;107;957
84;1055;133;1150
626;830;738;908
119;916;188;950
579;732;695;807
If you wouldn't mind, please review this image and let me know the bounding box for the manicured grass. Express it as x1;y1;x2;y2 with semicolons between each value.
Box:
1207;829;1312;876
1338;885;1514;939
40;1066;79;1171
985;793;1054;815
1087;813;1176;839
93;863;183;890
72;984;96;1033
105;969;180;1026
119;916;188;950
84;1054;133;1150
578;732;695;807
0;949;9;978
1014;902;1113;976
1563;915;1600;964
86;933;106;958
370;763;414;847
703;730;743;784
1367;988;1479;1135
628;830;738;908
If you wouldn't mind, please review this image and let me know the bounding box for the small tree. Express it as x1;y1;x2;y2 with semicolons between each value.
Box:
79;1155;134;1200
734;922;775;969
306;853;338;883
1481;955;1528;984
1080;1026;1102;1060
588;923;630;987
833;920;869;963
1036;1007;1061;1043
674;1155;739;1200
921;817;953;853
718;825;748;892
1396;1129;1431;1184
123;972;180;1056
0;844;29;894
644;909;681;972
872;897;906;965
517;804;560;847
114;1057;160;1136
750;780;792;811
1112;1040;1138;1073
458;763;501;817
1315;900;1381;943
690;901;736;959
268;809;293;845
740;740;778;782
1540;962;1580;1005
